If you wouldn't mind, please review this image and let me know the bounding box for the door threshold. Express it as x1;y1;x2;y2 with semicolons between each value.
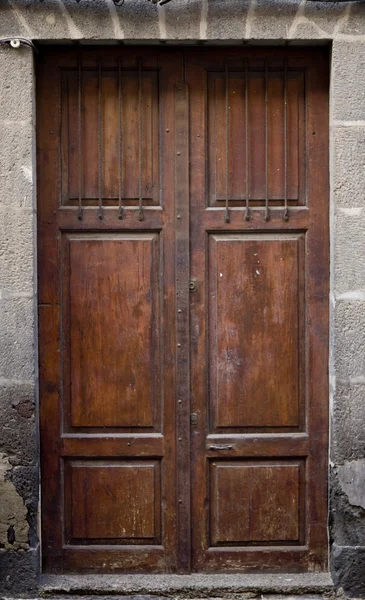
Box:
40;573;335;598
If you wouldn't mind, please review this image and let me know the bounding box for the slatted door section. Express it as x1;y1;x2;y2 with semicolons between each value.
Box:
187;48;329;572
37;48;184;572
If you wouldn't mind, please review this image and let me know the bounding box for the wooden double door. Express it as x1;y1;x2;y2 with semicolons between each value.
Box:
38;47;329;573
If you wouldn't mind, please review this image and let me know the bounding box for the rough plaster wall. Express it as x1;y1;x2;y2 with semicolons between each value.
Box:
1;0;365;596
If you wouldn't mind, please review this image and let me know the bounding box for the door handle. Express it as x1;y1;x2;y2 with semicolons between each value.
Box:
208;444;234;451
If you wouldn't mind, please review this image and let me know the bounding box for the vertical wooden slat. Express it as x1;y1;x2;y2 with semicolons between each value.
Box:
174;81;190;572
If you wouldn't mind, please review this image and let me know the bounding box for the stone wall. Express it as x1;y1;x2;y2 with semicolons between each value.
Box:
1;0;365;596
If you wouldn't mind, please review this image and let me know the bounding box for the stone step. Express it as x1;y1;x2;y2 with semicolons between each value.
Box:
40;574;336;599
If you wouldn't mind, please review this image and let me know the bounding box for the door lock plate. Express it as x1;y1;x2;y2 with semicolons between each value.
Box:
190;413;198;425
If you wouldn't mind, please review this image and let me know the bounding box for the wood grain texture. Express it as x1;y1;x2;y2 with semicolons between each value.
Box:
64;234;160;429
210;462;300;544
209;233;304;431
65;460;160;543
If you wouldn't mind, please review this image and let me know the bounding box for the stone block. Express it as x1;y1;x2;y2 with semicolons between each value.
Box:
61;0;159;40
332;41;365;121
0;46;33;122
331;380;365;463
0;546;39;596
121;0;160;40
0;297;35;381
0;123;34;208
330;465;365;548
0;382;37;466
288;1;347;40
334;301;365;381
249;0;300;40
302;1;347;36
206;0;250;40
340;3;365;39
331;543;365;597
3;0;74;39
333;207;365;297
161;0;202;40
332;125;365;208
0;5;25;37
338;459;365;510
61;0;116;39
0;206;34;295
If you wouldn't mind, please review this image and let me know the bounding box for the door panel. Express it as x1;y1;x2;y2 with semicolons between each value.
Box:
38;48;182;572
210;461;302;544
65;233;161;430
65;460;161;543
187;48;329;572
209;233;304;431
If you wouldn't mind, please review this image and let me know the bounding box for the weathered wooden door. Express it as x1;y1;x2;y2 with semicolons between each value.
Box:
187;48;329;572
38;48;184;572
38;47;329;574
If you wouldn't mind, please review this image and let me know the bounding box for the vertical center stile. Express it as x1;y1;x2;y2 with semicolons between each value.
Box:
264;61;270;222
97;59;104;220
224;64;230;224
283;61;289;222
118;60;124;220
138;58;144;221
245;59;250;222
77;56;83;220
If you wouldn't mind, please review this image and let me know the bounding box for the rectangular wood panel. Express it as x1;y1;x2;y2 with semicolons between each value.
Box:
210;461;301;545
63;233;161;430
65;460;161;543
209;233;304;431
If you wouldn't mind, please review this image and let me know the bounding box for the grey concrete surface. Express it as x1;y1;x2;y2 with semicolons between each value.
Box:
0;0;365;597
